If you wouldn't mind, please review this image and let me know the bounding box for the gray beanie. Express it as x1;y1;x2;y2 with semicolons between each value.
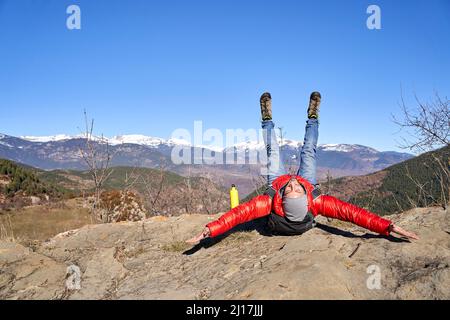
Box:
282;195;308;222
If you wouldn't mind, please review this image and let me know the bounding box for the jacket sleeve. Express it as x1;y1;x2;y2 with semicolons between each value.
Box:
206;195;272;238
313;195;392;236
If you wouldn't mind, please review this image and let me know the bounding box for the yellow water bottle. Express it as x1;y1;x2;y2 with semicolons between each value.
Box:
230;184;239;209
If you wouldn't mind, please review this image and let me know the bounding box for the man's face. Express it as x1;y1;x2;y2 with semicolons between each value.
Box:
284;178;305;198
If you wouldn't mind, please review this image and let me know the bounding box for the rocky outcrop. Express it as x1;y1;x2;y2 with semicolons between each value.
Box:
0;207;449;300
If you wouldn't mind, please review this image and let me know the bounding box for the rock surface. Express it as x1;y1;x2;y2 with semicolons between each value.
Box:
0;207;449;300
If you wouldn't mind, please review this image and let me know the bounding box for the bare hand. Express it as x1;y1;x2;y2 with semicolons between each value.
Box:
186;227;211;244
390;224;419;240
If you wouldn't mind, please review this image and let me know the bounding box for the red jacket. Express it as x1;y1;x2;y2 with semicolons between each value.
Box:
206;174;392;238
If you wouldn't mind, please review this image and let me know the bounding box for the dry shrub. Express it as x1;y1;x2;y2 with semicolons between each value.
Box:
99;190;147;222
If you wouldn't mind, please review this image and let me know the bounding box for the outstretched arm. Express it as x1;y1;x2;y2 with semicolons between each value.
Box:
186;227;211;244
313;195;419;240
186;195;272;244
389;224;419;240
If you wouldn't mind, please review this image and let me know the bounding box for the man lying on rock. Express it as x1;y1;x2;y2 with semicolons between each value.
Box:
186;92;419;244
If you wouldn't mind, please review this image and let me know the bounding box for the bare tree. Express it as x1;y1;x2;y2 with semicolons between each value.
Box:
78;110;115;222
196;165;228;214
182;165;195;214
393;91;449;153
123;166;141;193
247;165;266;197
393;91;449;208
324;170;333;195
139;158;169;216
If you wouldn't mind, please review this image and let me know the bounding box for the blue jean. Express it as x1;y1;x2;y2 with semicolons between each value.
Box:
262;118;318;186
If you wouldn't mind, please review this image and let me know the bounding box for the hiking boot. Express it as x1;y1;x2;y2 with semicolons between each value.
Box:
260;92;272;121
307;91;322;119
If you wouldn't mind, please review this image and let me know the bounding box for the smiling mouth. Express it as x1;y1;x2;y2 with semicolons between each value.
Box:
285;190;304;198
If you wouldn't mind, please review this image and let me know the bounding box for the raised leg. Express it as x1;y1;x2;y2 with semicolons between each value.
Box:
297;92;321;185
297;118;319;185
262;120;287;187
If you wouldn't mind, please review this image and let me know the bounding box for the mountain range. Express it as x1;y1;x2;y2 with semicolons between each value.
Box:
0;133;413;196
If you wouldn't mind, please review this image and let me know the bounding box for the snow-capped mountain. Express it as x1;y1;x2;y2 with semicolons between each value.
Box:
16;133;291;151
320;144;378;153
20;134;83;143
226;139;380;154
106;135;193;148
18;134;195;148
19;134;181;146
15;133;384;155
0;132;414;195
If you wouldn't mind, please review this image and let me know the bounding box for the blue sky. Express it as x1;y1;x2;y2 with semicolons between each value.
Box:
0;0;449;152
